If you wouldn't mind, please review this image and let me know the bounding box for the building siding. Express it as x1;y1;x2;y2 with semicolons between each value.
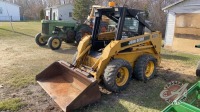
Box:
165;12;176;46
164;0;200;46
45;4;74;21
164;0;200;54
45;8;58;20
169;0;200;13
58;5;73;21
0;1;20;21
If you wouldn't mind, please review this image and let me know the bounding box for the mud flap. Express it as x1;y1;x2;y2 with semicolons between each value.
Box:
36;61;101;112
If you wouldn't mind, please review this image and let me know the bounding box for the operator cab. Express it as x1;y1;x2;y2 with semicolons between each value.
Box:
91;7;153;51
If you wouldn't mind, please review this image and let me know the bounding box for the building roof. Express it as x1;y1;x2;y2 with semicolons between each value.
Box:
162;0;185;10
45;3;73;10
0;0;20;7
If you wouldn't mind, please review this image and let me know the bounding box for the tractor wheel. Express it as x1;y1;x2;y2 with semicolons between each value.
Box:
48;37;62;50
35;33;47;46
75;32;82;44
196;61;200;77
75;26;92;44
103;59;133;92
133;55;157;81
64;30;76;43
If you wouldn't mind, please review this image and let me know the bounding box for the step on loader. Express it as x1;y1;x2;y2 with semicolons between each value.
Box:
36;6;162;112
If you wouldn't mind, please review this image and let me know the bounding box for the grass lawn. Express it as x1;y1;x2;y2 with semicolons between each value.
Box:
0;98;24;111
0;22;200;112
162;49;200;67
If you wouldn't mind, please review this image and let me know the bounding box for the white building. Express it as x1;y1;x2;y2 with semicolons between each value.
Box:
45;4;74;21
0;0;20;21
163;0;200;54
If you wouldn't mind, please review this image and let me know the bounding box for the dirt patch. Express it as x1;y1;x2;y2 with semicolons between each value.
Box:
18;84;62;112
0;35;75;111
159;60;197;83
0;84;62;112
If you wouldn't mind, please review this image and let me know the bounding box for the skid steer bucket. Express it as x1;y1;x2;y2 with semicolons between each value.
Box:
36;61;101;112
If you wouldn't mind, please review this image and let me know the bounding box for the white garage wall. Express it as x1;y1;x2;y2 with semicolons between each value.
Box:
0;1;20;21
164;12;176;46
58;5;74;21
45;9;50;19
52;8;59;20
45;4;74;21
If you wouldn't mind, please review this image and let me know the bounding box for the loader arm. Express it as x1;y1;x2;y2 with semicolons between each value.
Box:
75;35;92;66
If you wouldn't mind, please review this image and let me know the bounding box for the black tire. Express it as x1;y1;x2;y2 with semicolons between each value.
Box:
64;30;75;43
103;59;133;92
75;32;82;44
75;26;92;44
196;61;200;77
133;54;157;81
35;33;47;46
48;37;62;50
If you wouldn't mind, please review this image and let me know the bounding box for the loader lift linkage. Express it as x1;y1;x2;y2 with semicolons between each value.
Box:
36;7;162;112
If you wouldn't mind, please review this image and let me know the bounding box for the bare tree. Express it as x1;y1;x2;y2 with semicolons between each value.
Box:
147;0;178;35
46;0;61;6
63;0;74;4
4;0;179;35
11;0;46;20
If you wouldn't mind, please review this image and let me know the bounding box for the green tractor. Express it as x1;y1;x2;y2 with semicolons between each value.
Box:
196;44;200;76
35;20;92;50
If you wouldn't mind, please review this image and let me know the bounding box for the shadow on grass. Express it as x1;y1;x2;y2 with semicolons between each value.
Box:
161;54;189;61
0;28;34;38
74;68;199;112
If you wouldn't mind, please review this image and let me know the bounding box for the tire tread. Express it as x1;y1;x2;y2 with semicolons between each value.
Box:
48;37;62;50
103;59;133;92
133;54;157;81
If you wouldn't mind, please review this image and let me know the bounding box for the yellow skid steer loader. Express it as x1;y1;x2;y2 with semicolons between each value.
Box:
36;6;162;112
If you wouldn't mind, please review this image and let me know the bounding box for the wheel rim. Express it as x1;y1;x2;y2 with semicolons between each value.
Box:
145;61;155;78
52;39;60;48
116;67;129;86
39;36;45;44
